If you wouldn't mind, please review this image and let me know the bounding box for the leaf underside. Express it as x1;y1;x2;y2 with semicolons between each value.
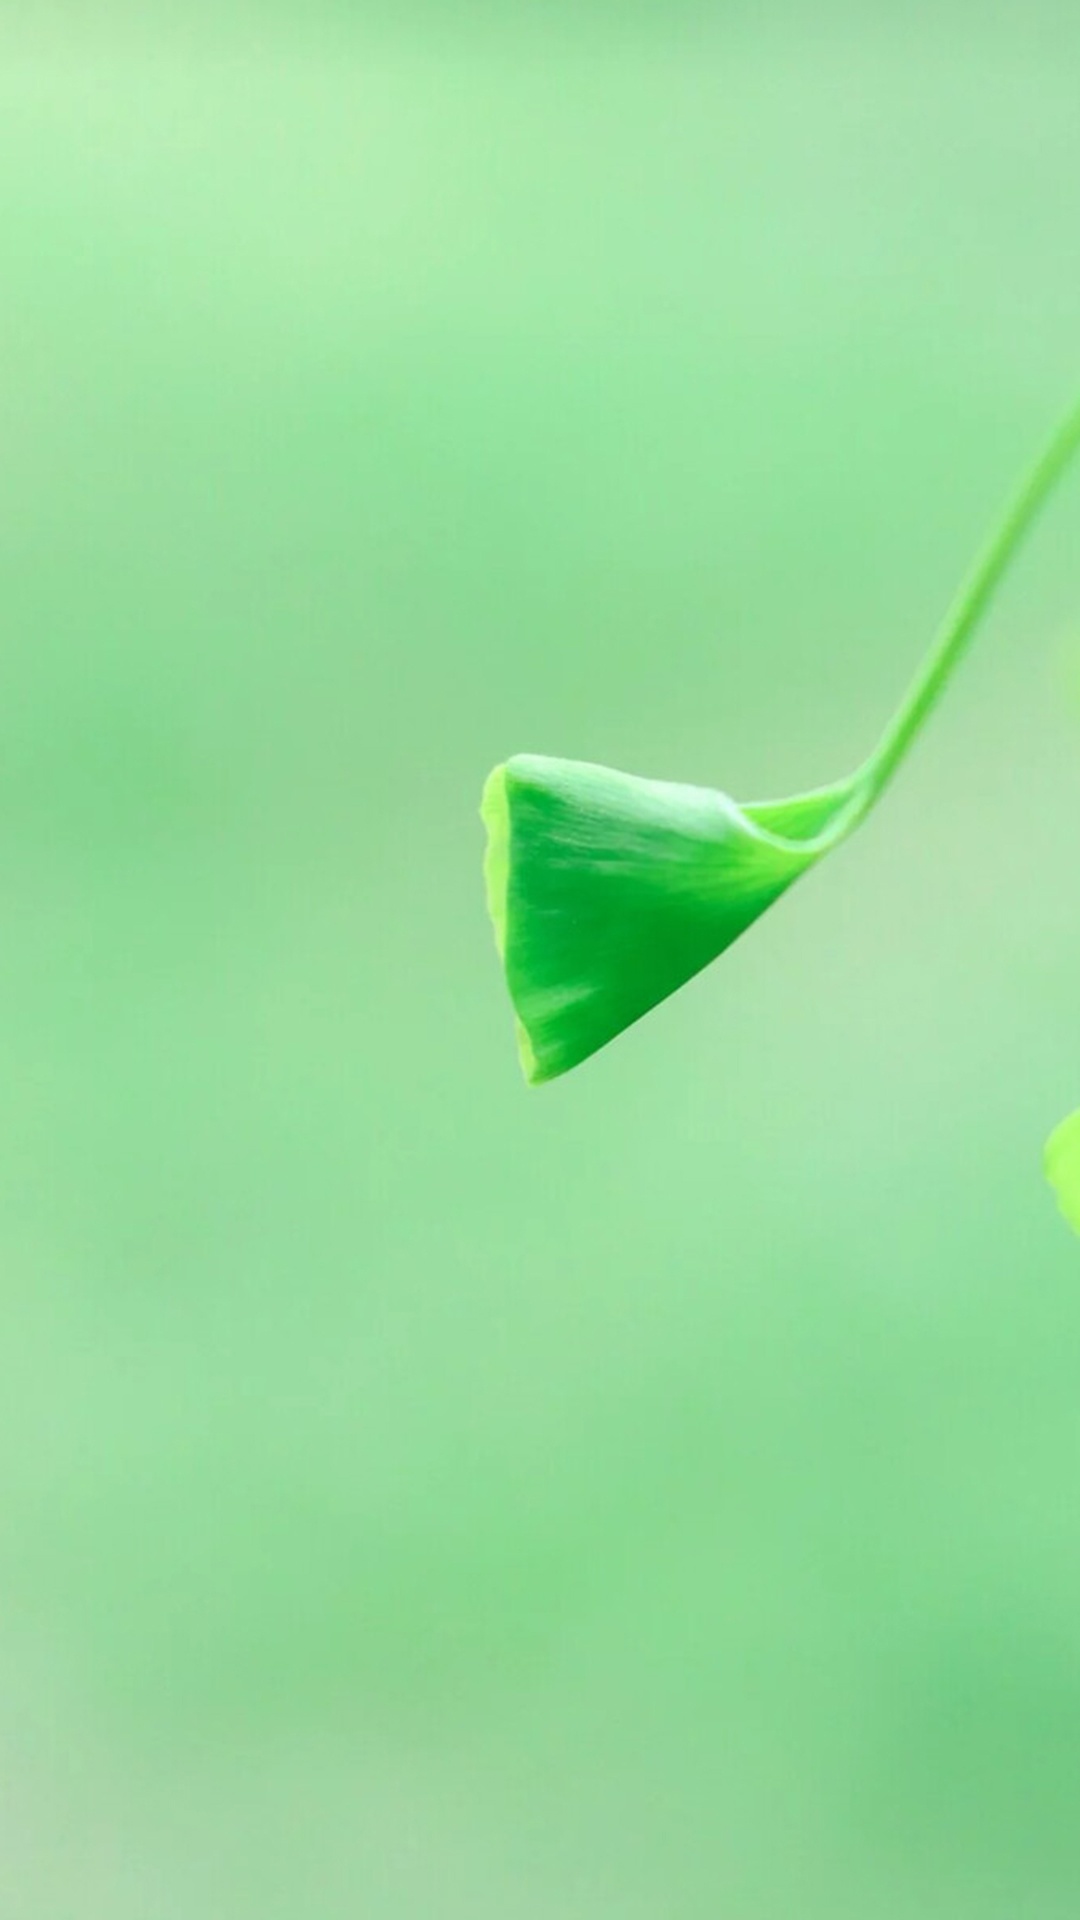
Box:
483;754;854;1084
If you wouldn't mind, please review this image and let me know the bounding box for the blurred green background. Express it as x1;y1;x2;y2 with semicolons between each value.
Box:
2;3;1080;1914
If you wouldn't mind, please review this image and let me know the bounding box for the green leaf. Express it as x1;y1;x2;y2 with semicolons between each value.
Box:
482;754;857;1084
1045;1109;1080;1236
482;392;1080;1090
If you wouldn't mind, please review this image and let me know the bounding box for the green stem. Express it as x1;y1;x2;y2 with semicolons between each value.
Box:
851;392;1080;818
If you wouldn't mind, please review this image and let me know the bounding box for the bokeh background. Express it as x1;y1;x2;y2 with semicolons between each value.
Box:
2;3;1080;1914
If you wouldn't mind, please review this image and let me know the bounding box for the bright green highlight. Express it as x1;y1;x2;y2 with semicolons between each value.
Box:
481;765;539;1080
483;393;1080;1101
481;764;511;960
1046;1109;1080;1235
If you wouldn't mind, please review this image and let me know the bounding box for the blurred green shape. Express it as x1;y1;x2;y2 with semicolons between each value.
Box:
1045;1108;1080;1233
484;393;1080;1087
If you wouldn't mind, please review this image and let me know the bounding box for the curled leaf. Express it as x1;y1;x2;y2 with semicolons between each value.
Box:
482;753;857;1083
482;396;1080;1096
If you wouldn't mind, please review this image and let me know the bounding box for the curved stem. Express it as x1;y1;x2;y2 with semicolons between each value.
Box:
849;391;1080;821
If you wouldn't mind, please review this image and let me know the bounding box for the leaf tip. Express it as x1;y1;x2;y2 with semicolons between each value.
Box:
480;762;510;962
